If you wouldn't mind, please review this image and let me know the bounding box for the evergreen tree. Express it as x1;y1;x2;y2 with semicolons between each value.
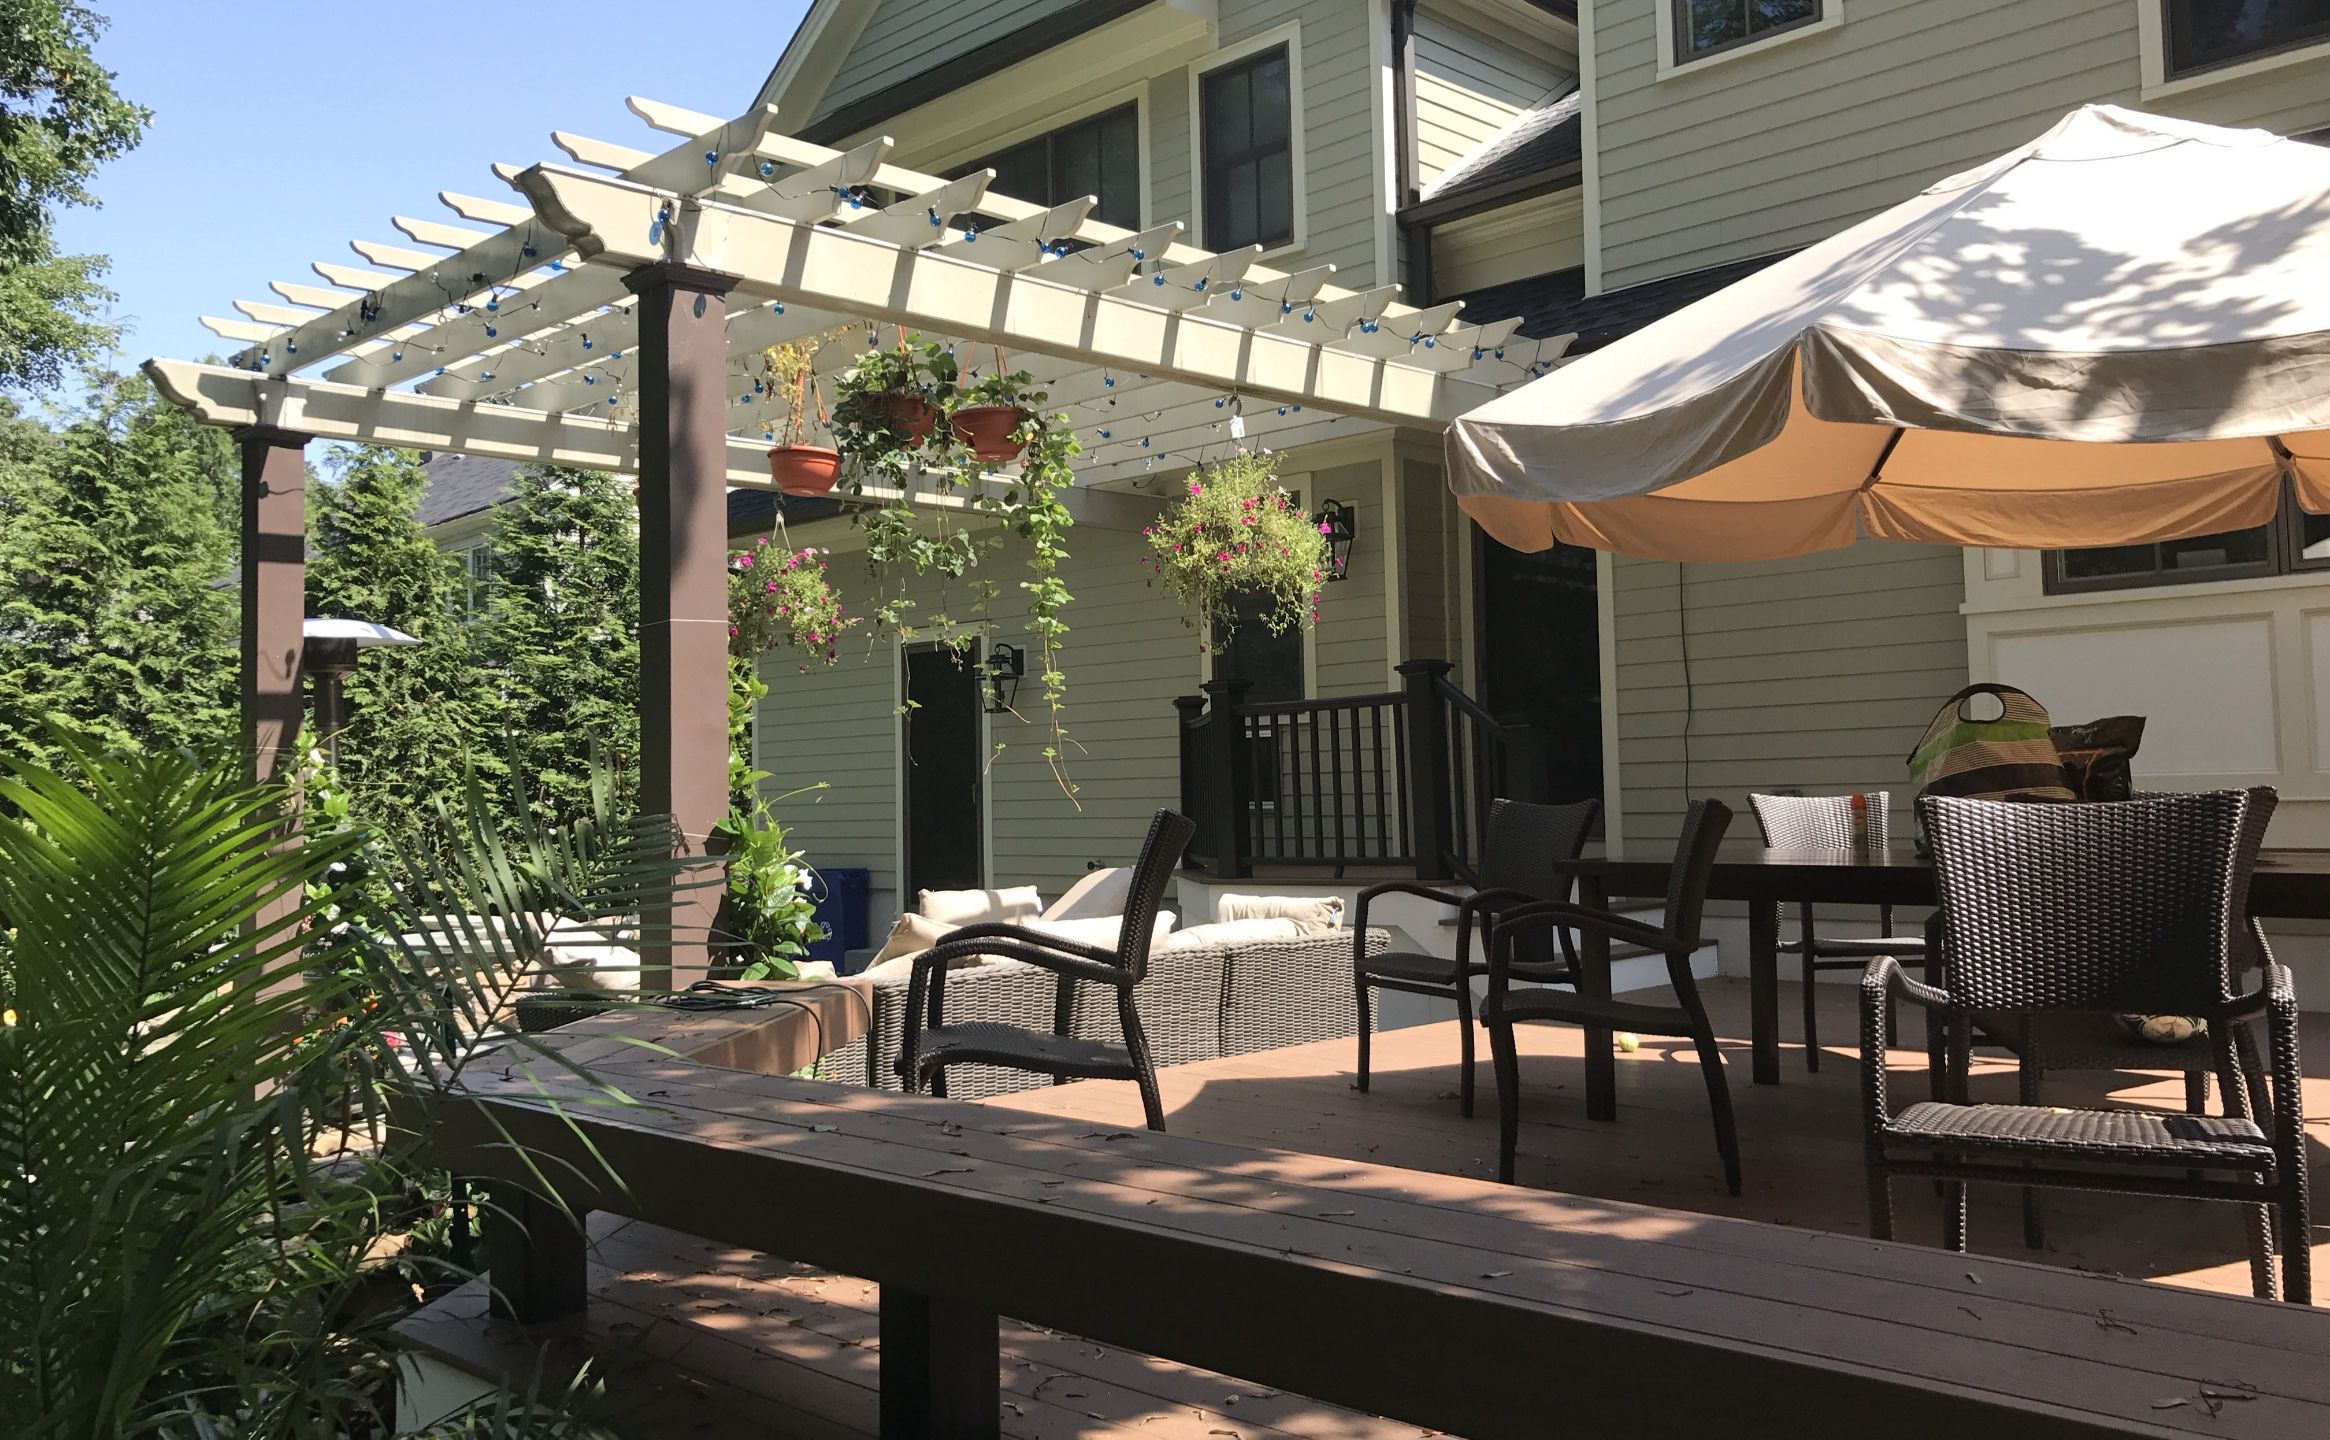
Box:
305;445;499;847
0;3;150;390
475;463;639;823
0;371;237;764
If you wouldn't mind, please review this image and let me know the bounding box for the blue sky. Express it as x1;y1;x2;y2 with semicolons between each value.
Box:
56;0;810;387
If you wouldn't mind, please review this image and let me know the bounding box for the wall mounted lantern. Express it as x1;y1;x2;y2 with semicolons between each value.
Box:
1313;498;1357;581
984;641;1026;713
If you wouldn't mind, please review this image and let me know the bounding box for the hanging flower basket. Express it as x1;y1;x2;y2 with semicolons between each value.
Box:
730;537;856;664
949;403;1028;462
1143;450;1333;637
767;443;841;496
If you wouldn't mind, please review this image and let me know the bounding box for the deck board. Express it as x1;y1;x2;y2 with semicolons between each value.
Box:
398;977;2330;1437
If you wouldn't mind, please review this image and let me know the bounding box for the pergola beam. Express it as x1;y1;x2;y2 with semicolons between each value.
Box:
515;165;1486;427
141;359;1159;529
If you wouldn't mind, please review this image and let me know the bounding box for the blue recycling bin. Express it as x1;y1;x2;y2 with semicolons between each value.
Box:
806;865;870;968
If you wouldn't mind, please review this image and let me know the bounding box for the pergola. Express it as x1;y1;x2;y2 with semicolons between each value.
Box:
146;96;1566;981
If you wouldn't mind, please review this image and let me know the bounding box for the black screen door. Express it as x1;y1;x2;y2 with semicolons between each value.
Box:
1475;532;1603;807
902;645;984;896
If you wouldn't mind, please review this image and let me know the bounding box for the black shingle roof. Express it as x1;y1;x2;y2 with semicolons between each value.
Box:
1454;253;1791;354
1419;85;1582;209
418;453;836;535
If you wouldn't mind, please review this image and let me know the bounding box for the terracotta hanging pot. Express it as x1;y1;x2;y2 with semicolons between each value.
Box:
768;444;842;497
879;392;943;446
950;404;1029;462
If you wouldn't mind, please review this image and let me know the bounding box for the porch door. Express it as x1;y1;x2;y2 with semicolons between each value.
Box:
1474;532;1604;807
901;644;984;897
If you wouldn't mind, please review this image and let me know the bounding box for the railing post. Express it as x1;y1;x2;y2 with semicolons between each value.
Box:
485;1186;589;1324
1397;661;1454;880
1173;694;1207;846
1198;678;1253;879
880;1285;999;1439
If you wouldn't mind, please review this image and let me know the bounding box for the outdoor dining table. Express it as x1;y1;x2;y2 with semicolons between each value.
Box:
1554;840;2330;1122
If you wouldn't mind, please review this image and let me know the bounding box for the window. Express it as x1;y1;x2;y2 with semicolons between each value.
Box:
2046;488;2330;593
1213;589;1304;706
2165;0;2330;78
1672;0;1824;64
448;542;492;614
953;104;1141;229
1200;44;1294;252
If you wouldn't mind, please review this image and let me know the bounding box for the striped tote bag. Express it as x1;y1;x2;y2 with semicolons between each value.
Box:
1908;683;2075;804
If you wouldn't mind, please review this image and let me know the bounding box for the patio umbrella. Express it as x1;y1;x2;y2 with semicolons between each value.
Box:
1445;105;2330;561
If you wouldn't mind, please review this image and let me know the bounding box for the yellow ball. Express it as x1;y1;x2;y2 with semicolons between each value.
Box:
1617;1032;1640;1053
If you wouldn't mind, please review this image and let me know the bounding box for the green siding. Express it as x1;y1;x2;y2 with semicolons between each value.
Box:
1593;0;2330;291
1414;5;1574;182
812;0;1093;124
1612;544;1967;850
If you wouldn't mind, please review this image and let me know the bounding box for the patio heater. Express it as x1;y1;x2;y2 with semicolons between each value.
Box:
303;617;420;767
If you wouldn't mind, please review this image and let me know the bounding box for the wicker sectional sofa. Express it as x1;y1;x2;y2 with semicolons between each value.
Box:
826;927;1390;1100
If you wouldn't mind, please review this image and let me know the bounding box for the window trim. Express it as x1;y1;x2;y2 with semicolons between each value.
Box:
1654;0;1842;79
2139;0;2330;98
2043;482;2330;596
1188;23;1307;261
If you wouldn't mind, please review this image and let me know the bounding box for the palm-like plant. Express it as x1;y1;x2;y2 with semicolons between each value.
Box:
0;729;694;1436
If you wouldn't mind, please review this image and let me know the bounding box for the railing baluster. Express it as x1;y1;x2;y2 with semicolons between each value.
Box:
1391;702;1411;863
1307;708;1324;861
1370;704;1389;859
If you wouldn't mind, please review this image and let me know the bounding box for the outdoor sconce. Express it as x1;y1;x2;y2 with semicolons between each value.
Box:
984;641;1026;713
1314;498;1357;581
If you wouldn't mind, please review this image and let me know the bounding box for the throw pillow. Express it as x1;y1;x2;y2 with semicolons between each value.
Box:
1041;866;1134;921
1165;918;1305;951
870;911;951;965
1217;893;1345;933
916;885;1043;926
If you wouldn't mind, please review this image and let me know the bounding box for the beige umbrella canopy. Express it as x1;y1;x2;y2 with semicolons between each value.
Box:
1446;105;2330;561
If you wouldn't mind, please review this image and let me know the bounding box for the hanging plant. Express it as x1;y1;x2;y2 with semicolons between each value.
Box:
761;337;841;497
831;334;959;491
949;369;1036;463
729;535;856;667
1144;449;1332;638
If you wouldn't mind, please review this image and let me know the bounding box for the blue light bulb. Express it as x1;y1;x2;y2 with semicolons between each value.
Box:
392;350;403;362
1230;287;1243;301
1098;428;1111;439
758;161;775;178
484;325;496;338
703;149;719;165
1152;273;1165;286
486;297;498;312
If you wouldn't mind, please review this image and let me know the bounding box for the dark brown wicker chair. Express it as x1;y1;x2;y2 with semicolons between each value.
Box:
1747;791;1925;1071
1863;789;2309;1302
1352;798;1601;1118
898;809;1197;1132
1483;799;1739;1193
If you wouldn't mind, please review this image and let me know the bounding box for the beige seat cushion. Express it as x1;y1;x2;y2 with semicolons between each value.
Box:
1216;893;1345;933
1041;867;1133;921
1165;917;1305;951
916;885;1044;926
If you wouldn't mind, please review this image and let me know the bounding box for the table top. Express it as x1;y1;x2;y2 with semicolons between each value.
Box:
1561;841;2330;918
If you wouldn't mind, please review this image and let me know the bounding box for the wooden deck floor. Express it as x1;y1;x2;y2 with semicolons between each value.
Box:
991;977;2330;1299
399;978;2329;1436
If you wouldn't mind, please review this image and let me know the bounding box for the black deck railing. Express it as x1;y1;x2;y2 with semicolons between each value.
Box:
1175;659;1548;881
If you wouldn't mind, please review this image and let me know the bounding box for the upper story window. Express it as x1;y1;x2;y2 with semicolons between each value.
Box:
2164;0;2330;79
1200;44;1294;252
1673;0;1824;65
954;104;1141;228
2046;486;2330;594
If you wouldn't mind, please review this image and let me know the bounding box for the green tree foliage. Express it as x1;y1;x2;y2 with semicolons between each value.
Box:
0;2;149;390
306;446;500;850
0;371;237;766
476;464;640;824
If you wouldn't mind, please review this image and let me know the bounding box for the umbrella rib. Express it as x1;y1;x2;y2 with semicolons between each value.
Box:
1860;427;1907;489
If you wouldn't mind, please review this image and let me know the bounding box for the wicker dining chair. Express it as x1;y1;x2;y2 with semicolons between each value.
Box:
1864;789;2309;1302
1747;791;1925;1072
1483;799;1739;1194
898;809;1197;1132
1352;798;1601;1118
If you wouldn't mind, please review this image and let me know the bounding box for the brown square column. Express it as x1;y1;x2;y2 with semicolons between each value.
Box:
238;427;310;785
626;261;739;990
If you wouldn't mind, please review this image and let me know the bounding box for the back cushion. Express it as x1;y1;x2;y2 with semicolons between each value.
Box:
1166;918;1305;951
1041;867;1133;921
917;885;1043;926
1216;893;1344;932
